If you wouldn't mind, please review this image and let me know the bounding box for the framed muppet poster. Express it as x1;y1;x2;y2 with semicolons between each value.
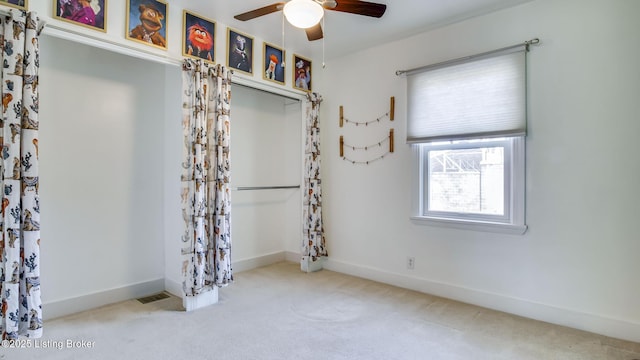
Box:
263;42;285;85
126;0;168;50
227;28;253;75
182;10;215;63
0;0;27;10
292;54;312;92
54;0;106;32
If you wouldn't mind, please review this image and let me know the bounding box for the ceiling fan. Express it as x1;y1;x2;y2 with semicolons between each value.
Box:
234;0;387;41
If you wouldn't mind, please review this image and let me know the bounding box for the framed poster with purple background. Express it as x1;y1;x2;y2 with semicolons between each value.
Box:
1;0;28;11
54;0;106;32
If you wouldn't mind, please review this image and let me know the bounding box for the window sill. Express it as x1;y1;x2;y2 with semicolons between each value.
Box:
411;216;527;235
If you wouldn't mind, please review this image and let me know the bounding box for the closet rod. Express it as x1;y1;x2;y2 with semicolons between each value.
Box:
234;185;300;191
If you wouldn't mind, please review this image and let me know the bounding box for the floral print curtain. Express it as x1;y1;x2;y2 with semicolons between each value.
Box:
302;93;327;270
0;10;44;339
181;59;233;298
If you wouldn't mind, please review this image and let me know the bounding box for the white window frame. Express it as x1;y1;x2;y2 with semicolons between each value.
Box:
411;136;527;235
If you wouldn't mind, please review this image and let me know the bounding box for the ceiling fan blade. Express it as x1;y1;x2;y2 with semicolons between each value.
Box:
234;2;285;21
306;23;324;41
328;0;387;18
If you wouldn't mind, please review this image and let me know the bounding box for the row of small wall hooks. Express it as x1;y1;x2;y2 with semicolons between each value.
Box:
339;97;395;165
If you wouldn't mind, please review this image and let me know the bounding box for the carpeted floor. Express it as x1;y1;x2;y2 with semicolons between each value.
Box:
4;262;640;359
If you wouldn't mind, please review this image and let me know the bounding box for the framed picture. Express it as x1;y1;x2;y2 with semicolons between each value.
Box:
53;0;106;32
293;54;312;92
126;0;168;50
263;42;285;85
227;28;253;75
1;0;27;10
0;0;27;10
183;10;215;63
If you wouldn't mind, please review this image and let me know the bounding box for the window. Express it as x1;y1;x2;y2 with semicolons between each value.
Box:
406;47;528;234
415;137;525;233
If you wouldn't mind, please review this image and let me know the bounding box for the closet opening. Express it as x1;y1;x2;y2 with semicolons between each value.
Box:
230;84;303;272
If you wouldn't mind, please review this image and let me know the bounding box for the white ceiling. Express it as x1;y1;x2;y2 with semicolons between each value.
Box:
174;0;533;61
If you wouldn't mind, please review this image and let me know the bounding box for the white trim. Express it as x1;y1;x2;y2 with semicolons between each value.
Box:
422;138;513;224
323;258;640;343
164;278;183;298
233;251;288;273
42;24;181;67
183;288;218;312
233;73;307;102
44;251;297;320
411;216;527;234
166;252;300;299
413;137;527;233
230;251;300;274
166;251;299;300
285;251;301;263
43;278;165;320
301;256;324;272
511;136;526;226
42;24;309;103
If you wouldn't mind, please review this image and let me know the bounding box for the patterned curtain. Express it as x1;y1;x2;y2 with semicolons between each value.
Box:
302;93;327;271
0;10;44;339
181;59;233;300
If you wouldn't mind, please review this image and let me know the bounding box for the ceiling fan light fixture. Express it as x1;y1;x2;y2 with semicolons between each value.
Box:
283;0;324;29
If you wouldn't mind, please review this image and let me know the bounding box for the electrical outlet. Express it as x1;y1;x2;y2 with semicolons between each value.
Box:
407;256;415;270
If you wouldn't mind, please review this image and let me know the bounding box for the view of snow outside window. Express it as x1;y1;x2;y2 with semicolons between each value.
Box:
428;146;504;215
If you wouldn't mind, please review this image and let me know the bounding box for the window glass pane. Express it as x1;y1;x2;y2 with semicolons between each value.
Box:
427;146;504;215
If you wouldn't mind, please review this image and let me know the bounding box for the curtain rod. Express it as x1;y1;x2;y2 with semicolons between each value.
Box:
0;8;48;25
233;185;300;191
234;80;302;102
395;38;539;76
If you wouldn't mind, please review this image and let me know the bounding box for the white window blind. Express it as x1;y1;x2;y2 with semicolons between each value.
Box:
406;49;526;143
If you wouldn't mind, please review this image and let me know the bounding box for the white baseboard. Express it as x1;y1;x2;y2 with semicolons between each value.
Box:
323;258;640;343
284;251;300;263
164;278;183;298
44;252;300;321
44;278;165;321
164;251;300;299
233;251;298;273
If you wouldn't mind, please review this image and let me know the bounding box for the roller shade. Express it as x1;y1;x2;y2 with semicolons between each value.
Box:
406;49;526;143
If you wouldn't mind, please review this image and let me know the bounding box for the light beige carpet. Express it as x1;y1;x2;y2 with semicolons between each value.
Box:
3;262;640;360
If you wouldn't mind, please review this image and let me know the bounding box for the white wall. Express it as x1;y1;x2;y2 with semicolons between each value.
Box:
162;61;183;297
317;0;640;342
163;83;304;295
29;0;312;310
40;34;305;315
283;100;305;255
33;0;640;342
39;36;168;318
227;85;303;265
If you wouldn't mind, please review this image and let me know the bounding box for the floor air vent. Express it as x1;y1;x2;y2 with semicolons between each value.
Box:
137;292;171;304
